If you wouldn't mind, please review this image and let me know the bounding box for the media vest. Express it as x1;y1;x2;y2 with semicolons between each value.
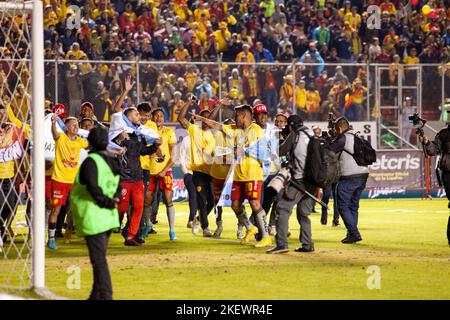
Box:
71;153;120;237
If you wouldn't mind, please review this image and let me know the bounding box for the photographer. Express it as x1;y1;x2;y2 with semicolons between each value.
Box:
421;123;450;245
329;117;369;244
267;115;316;254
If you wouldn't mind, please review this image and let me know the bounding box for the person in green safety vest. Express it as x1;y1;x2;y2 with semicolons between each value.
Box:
71;125;122;300
440;98;450;123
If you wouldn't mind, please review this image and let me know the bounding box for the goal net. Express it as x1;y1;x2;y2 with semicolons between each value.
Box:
0;0;34;292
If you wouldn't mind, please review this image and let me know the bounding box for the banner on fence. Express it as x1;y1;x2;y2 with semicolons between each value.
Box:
171;149;445;201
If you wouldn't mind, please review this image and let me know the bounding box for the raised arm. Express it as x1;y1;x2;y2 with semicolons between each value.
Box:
51;115;60;140
423;132;442;157
178;98;194;129
190;112;222;131
114;75;135;113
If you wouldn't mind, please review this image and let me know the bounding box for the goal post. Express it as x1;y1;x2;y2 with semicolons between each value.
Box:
0;0;45;294
31;0;45;291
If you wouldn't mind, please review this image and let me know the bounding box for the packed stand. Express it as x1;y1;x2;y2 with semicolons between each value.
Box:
0;0;449;124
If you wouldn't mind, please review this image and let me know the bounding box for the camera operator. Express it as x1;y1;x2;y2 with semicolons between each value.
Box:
329;117;369;244
421;124;450;245
267;115;316;254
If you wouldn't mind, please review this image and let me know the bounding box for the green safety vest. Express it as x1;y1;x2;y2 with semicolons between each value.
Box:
441;103;450;123
71;153;120;237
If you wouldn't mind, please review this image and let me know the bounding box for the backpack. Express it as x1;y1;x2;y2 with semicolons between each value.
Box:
344;132;377;166
300;130;340;188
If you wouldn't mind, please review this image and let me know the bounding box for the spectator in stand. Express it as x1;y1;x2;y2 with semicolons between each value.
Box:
65;42;85;60
213;22;231;53
313;20;331;49
293;35;309;58
259;65;278;118
306;83;321;121
133;24;152;43
443;26;450;47
404;48;420;64
66;64;84;117
173;43;191;61
228;68;243;93
204;34;219;61
285;76;306;115
174;77;189;100
315;70;329;99
242;65;259;105
335;32;353;62
272;4;286;24
379;0;397;15
383;27;400;52
326;47;341;62
152;34;165;59
254;41;275;63
169;91;185;122
136;8;154;33
300;42;325;74
195;78;214;99
236;44;255;63
260;0;276;18
333;66;349;85
344;6;361;31
279;44;296;62
419;46;437;63
276;95;293;118
346;78;367;121
198;92;215;111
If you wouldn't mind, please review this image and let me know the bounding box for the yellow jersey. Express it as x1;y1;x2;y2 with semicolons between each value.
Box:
0;161;15;179
213;29;231;52
150;126;177;175
140;120;158;171
222;123;264;182
404;56;420;64
51;133;88;184
209;131;233;180
187;123;214;175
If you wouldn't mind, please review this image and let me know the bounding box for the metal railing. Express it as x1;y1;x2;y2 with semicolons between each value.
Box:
1;58;448;149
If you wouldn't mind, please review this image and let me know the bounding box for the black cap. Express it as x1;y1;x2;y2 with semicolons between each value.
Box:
88;126;109;151
287;114;303;128
199;109;211;117
234;104;252;113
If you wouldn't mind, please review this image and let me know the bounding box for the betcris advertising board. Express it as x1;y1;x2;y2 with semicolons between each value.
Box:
167;122;445;201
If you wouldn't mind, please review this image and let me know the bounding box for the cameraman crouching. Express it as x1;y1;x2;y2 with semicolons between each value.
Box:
329;117;369;244
421;128;450;246
267;115;316;254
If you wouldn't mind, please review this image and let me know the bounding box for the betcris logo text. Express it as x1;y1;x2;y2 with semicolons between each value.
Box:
369;153;420;171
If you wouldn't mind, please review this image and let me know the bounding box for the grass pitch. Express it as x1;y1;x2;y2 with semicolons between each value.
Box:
39;199;450;299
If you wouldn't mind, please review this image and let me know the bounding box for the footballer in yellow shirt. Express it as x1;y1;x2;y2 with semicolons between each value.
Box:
178;98;216;236
191;104;271;247
148;109;177;192
145;108;179;240
48;115;88;249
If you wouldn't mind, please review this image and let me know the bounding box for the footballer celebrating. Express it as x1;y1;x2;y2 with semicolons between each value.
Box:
146;108;178;240
191;104;272;248
48;115;88;250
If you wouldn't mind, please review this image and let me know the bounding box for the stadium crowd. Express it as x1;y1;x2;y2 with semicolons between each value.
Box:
0;0;449;300
1;0;449;124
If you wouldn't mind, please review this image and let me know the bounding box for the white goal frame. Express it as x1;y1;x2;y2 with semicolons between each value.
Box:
0;0;46;292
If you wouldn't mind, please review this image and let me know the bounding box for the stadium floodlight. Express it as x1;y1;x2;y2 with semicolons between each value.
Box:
0;0;45;295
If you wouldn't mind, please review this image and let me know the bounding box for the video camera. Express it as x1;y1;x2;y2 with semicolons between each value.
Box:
321;112;337;140
409;113;427;139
